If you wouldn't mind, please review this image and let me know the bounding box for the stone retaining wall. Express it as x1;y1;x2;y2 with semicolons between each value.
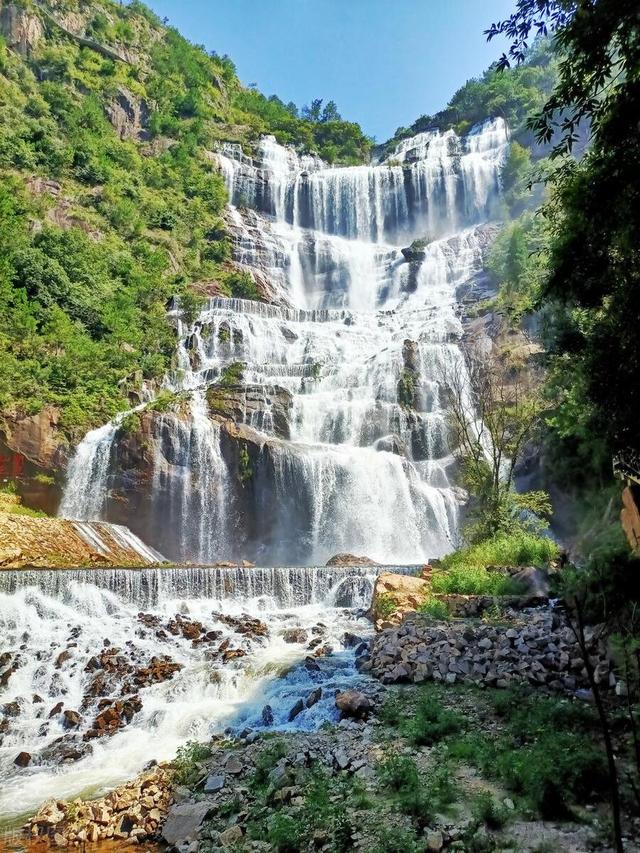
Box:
364;607;615;692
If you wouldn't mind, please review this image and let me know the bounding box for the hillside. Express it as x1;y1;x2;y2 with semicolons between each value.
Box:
0;0;371;444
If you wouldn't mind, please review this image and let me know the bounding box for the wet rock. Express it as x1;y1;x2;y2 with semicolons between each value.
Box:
14;751;31;767
335;690;374;719
282;628;308;644
288;699;305;721
326;553;377;566
261;704;274;726
55;650;72;668
306;687;322;708
63;709;82;729
2;700;21;717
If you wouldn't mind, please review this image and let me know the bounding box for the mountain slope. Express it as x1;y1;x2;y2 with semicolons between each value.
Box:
0;0;371;444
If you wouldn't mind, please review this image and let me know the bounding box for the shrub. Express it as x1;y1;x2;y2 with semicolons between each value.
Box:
219;361;244;387
472;791;510;829
173;740;211;786
417;596;450;620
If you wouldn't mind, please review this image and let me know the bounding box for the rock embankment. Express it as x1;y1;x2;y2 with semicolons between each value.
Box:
365;608;615;692
0;513;161;568
28;764;172;846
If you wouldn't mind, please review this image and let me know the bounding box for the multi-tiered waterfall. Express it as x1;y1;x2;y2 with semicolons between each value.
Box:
58;118;509;565
0;119;509;821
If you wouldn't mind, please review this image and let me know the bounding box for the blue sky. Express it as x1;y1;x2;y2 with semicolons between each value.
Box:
144;1;515;142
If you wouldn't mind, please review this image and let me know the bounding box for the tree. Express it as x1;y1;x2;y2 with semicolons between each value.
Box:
445;341;549;543
320;100;341;122
301;98;323;122
488;1;640;466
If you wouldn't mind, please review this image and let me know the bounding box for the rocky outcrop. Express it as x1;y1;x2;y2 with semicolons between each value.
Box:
0;406;68;471
371;571;430;627
366;608;617;693
28;765;173;846
0;2;43;56
326;553;377;567
0;514;161;568
621;485;640;553
105;86;150;141
207;383;293;440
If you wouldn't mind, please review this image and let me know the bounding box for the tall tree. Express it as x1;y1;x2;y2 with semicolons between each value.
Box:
488;1;640;470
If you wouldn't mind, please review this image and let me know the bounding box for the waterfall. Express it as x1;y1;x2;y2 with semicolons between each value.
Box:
59;118;508;565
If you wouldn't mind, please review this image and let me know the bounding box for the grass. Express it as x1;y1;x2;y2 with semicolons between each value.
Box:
417;596;450;620
432;531;559;596
0;487;48;518
403;689;466;746
447;688;608;818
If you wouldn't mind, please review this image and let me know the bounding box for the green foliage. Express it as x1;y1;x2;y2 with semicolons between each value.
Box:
375;592;398;620
147;390;183;413
220;269;262;301
417;596;450;621
433;531;558;595
449;690;607;818
402;689;465;746
233;89;371;165
173;740;212;787
377;754;457;825
487;212;548;325
471;791;510;830
238;444;252;484
397;370;416;408
219;361;244;387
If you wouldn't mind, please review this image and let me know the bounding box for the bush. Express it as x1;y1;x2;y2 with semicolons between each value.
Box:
173;740;212;786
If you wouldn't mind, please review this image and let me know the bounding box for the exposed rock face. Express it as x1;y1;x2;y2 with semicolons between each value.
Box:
371;571;430;627
621;485;640;553
0;406;68;471
0;2;43;56
366;609;616;693
105;86;150;141
0;514;160;568
325;554;377;567
207;383;293;440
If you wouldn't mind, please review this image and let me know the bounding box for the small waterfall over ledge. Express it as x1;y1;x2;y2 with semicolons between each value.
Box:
59;118;509;565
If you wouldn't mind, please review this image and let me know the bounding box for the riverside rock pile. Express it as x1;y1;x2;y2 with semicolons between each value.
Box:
28;764;173;846
365;608;615;692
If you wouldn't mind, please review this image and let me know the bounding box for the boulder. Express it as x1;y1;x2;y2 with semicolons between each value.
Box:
261;704;274;726
371;571;430;625
161;802;212;848
14;751;31;767
511;566;550;599
335;690;373;719
288;699;304;722
282;628;308;644
326;553;377;566
204;774;225;794
62;709;82;729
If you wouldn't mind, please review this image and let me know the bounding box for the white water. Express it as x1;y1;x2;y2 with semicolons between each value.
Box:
59;118;509;565
0;566;385;820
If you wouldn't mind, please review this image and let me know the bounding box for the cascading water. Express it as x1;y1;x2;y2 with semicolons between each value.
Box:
59;118;508;565
0;565;389;821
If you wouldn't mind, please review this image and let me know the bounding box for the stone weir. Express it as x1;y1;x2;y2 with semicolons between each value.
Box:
0;563;415;609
